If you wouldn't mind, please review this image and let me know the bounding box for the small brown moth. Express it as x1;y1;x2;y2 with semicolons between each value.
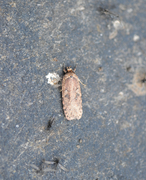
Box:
62;67;83;120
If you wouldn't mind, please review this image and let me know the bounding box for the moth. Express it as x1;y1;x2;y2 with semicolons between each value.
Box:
62;67;83;120
46;116;55;130
43;158;68;171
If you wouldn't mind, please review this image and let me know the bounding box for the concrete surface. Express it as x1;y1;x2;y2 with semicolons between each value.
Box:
0;0;146;179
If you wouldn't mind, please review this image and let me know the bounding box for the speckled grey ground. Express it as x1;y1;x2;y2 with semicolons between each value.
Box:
0;0;146;180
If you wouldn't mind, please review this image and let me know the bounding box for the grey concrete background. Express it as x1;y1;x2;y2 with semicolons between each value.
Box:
0;0;146;179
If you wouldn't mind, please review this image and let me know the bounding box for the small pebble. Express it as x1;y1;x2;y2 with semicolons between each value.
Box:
133;35;140;42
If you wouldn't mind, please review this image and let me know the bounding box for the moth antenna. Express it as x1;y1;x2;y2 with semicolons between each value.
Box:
79;78;86;87
58;163;69;171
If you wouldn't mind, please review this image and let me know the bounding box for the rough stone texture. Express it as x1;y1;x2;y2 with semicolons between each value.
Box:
0;0;146;179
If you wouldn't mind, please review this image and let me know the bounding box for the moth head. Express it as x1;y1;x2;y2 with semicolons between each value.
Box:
64;66;76;73
67;67;74;72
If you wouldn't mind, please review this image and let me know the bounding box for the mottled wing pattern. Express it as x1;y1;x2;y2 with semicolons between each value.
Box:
62;72;82;120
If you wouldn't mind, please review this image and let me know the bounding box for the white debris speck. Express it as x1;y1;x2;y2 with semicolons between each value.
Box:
133;35;140;42
127;8;133;13
119;92;124;96
76;6;85;11
100;89;105;93
113;20;121;29
16;125;19;128
46;72;61;86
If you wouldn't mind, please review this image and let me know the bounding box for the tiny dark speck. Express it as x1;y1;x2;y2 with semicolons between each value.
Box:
70;76;73;78
142;78;146;83
47;17;52;21
46;117;55;130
